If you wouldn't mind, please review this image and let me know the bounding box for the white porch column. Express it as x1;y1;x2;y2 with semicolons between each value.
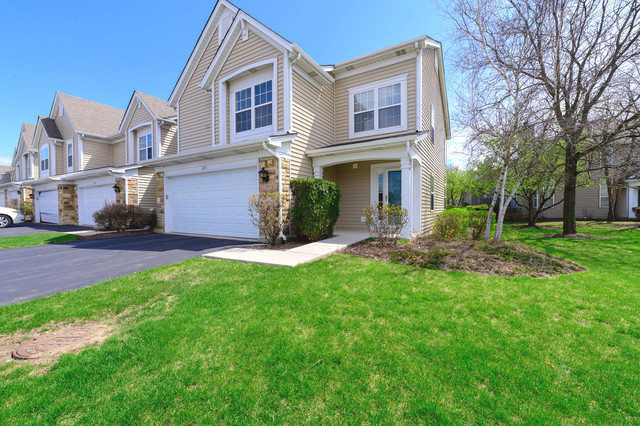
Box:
313;166;323;179
401;157;413;236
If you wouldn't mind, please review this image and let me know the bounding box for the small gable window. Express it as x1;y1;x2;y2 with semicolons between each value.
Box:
66;140;73;172
138;133;153;161
40;146;49;172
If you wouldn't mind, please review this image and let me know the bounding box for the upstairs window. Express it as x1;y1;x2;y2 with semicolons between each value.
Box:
233;80;273;134
66;141;73;172
602;148;613;168
349;75;407;138
138;133;153;161
40;146;49;172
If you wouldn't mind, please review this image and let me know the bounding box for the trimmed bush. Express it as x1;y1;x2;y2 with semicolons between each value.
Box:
93;203;157;232
248;192;286;246
363;203;410;244
20;201;33;221
290;178;340;241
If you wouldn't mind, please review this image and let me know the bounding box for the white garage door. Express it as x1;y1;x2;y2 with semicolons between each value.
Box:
169;167;257;238
79;185;116;226
39;190;59;224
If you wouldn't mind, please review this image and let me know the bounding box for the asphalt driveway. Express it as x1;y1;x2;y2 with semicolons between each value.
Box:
0;233;253;306
0;223;92;237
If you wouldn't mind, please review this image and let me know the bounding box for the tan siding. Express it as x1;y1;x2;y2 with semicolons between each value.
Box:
161;125;178;156
334;59;416;143
137;167;157;210
83;140;112;170
127;106;155;163
56;144;65;176
325;161;390;231
35;131;48;179
216;29;284;144
54;112;79;171
112;141;126;167
540;186;628;220
415;48;446;233
290;70;335;179
178;27;219;152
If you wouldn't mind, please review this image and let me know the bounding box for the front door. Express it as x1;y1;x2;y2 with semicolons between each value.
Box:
629;187;639;218
373;166;402;207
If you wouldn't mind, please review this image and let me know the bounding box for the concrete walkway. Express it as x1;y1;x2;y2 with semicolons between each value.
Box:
202;230;368;267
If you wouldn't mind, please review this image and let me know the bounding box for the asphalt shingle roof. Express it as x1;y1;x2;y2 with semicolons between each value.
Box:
57;92;125;136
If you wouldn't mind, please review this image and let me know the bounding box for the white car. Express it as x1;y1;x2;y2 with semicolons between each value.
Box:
0;207;25;228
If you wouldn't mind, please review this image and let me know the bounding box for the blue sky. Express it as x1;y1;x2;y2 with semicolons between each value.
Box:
0;0;466;167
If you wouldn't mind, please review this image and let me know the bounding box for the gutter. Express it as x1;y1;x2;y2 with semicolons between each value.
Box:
262;140;287;242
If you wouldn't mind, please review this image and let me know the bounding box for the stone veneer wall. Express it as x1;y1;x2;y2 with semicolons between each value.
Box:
155;172;165;231
258;156;291;233
22;187;35;221
127;178;139;206
115;178;126;205
58;184;78;225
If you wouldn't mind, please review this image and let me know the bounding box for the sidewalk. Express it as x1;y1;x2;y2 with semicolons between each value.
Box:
202;230;368;267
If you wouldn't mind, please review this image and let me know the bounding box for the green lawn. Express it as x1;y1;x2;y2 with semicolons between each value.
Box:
0;232;78;249
0;222;638;422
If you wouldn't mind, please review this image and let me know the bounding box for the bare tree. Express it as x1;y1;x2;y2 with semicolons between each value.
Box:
446;0;640;234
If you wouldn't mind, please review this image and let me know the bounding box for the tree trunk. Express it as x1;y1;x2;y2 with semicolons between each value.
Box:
562;146;579;234
527;194;536;226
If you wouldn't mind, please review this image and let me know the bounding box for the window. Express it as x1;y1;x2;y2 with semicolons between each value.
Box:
599;184;609;208
233;79;273;134
431;106;435;145
430;175;435;211
349;75;407;138
66;141;73;172
40;146;49;172
26;155;32;178
138;133;153;161
602;148;613;168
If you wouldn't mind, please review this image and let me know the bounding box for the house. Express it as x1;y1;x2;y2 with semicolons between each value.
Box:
141;0;449;238
0;122;36;207
11;91;177;225
0;165;16;207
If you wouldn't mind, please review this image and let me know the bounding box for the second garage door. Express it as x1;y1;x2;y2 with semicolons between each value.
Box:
169;167;258;238
79;185;116;226
38;190;59;224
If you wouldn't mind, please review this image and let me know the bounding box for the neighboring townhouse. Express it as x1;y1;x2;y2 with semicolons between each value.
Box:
27;92;177;225
0;165;15;207
143;0;449;238
0;122;36;207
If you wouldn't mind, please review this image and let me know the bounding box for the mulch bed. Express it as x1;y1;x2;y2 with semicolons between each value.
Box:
539;233;618;239
77;230;154;241
343;238;585;278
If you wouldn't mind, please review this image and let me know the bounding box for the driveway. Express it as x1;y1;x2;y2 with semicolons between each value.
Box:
0;223;93;237
0;233;253;306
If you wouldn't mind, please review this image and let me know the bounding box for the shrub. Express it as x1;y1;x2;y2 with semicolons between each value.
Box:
466;204;489;211
469;210;491;240
433;212;462;240
363;203;410;244
93;203;156;232
290;178;340;241
390;246;450;269
248;192;286;246
7;199;19;209
633;206;640;219
20;201;33;221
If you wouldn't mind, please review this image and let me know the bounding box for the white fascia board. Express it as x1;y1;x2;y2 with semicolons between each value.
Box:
199;12;293;90
118;92;157;134
55;166;113;182
290;45;335;86
168;0;240;107
307;135;420;158
333;36;427;70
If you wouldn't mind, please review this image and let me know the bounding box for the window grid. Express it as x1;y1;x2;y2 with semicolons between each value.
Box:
599;184;610;208
353;82;402;134
138;134;153;161
67;143;73;169
234;80;273;135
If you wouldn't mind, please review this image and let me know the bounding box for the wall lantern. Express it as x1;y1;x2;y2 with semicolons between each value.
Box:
112;184;121;193
258;167;270;183
17;190;21;195
29;193;34;199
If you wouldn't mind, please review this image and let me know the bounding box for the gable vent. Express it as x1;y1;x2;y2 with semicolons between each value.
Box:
219;13;232;45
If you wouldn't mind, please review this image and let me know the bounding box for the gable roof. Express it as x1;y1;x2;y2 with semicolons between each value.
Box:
56;92;125;137
21;123;36;151
136;92;176;120
40;117;63;140
168;0;240;107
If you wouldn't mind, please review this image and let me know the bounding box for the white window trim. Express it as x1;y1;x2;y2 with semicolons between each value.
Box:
430;105;435;145
430;174;435;211
599;184;610;208
66;139;74;172
218;58;278;144
138;131;154;162
40;145;50;178
128;122;154;164
348;74;408;139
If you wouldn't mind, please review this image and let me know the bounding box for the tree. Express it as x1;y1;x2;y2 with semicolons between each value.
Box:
445;0;640;234
446;166;473;206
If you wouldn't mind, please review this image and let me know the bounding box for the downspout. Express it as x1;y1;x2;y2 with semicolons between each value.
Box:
262;140;287;242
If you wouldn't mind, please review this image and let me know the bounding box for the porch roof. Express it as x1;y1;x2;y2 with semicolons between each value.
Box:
307;131;429;158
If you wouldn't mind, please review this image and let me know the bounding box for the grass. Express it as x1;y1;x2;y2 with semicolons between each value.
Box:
0;222;638;422
0;232;78;249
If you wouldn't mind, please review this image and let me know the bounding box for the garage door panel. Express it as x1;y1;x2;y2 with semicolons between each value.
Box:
169;167;257;238
79;185;116;226
39;190;59;224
